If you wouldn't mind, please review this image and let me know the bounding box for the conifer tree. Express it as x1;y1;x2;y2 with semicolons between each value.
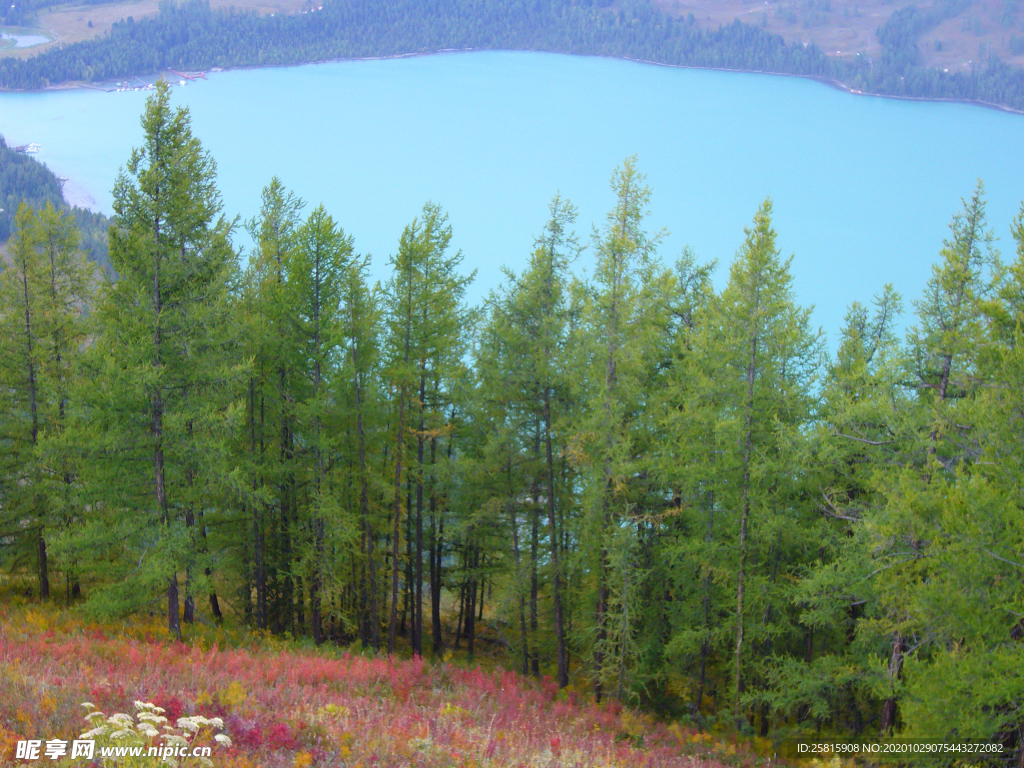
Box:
0;203;95;599
286;204;354;643
653;252;724;719
692;200;820;730
571;158;675;700
338;251;383;648
66;80;236;637
759;287;904;733
385;203;473;654
870;183;1000;732
237;179;305;632
473;194;581;682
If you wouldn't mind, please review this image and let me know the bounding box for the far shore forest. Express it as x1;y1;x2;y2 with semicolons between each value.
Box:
3;81;1024;754
2;0;1024;112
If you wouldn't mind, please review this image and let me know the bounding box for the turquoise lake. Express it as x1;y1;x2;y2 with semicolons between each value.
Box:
2;50;1023;338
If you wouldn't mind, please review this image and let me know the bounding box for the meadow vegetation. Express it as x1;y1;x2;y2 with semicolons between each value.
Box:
0;600;763;768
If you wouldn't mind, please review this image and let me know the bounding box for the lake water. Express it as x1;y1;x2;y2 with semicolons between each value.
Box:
1;31;49;49
1;50;1023;339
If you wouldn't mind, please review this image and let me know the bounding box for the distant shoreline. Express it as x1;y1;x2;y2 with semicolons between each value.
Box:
24;47;1024;117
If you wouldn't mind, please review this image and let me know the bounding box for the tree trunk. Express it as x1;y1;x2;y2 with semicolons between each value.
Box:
183;412;196;626
880;634;905;733
465;548;477;658
734;332;757;729
37;532;49;600
695;453;716;718
543;389;568;687
388;385;406;652
352;352;378;649
278;364;295;635
594;484;611;703
388;270;414;654
430;438;444;656
595;267;621;702
509;479;530;675
478;573;486;621
250;377;267;629
18;248;45;599
167;572;180;640
311;250;325;646
530;426;541;676
454;577;466;650
413;371;426;657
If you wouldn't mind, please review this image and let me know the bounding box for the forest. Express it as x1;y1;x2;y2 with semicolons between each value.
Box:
1;0;1023;112
2;82;1024;756
0;135;112;270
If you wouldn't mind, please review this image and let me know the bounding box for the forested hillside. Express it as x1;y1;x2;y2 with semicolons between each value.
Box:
0;135;111;270
1;0;1023;111
3;83;1024;756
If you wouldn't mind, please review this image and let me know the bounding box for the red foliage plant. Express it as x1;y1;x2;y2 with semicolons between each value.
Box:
0;616;746;768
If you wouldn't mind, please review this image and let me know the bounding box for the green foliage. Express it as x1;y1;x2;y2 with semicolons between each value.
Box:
4;85;1024;760
0;135;111;270
0;202;96;601
55;81;238;634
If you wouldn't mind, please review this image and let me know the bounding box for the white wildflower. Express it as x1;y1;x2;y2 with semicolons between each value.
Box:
109;729;135;740
208;717;224;729
85;711;106;722
163;735;190;748
176;717;201;733
138;712;169;724
138;723;160;738
79;727;107;740
108;713;134;728
81;702;96;711
213;734;232;747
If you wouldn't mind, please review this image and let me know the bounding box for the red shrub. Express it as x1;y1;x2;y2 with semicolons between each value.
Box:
265;722;298;751
152;694;184;722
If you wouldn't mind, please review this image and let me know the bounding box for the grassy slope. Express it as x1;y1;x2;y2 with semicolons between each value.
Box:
0;603;774;768
0;0;309;62
653;0;1024;73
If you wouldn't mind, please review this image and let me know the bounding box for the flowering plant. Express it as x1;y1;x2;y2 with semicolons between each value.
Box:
80;701;232;766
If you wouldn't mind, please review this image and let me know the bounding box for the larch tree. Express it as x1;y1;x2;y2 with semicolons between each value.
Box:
385;202;473;655
571;158;675;701
652;251;723;721
66;80;237;638
868;184;1004;734
699;199;820;730
237;178;306;633
761;286;905;733
472;194;581;682
0;202;95;600
286;204;354;644
337;251;384;649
